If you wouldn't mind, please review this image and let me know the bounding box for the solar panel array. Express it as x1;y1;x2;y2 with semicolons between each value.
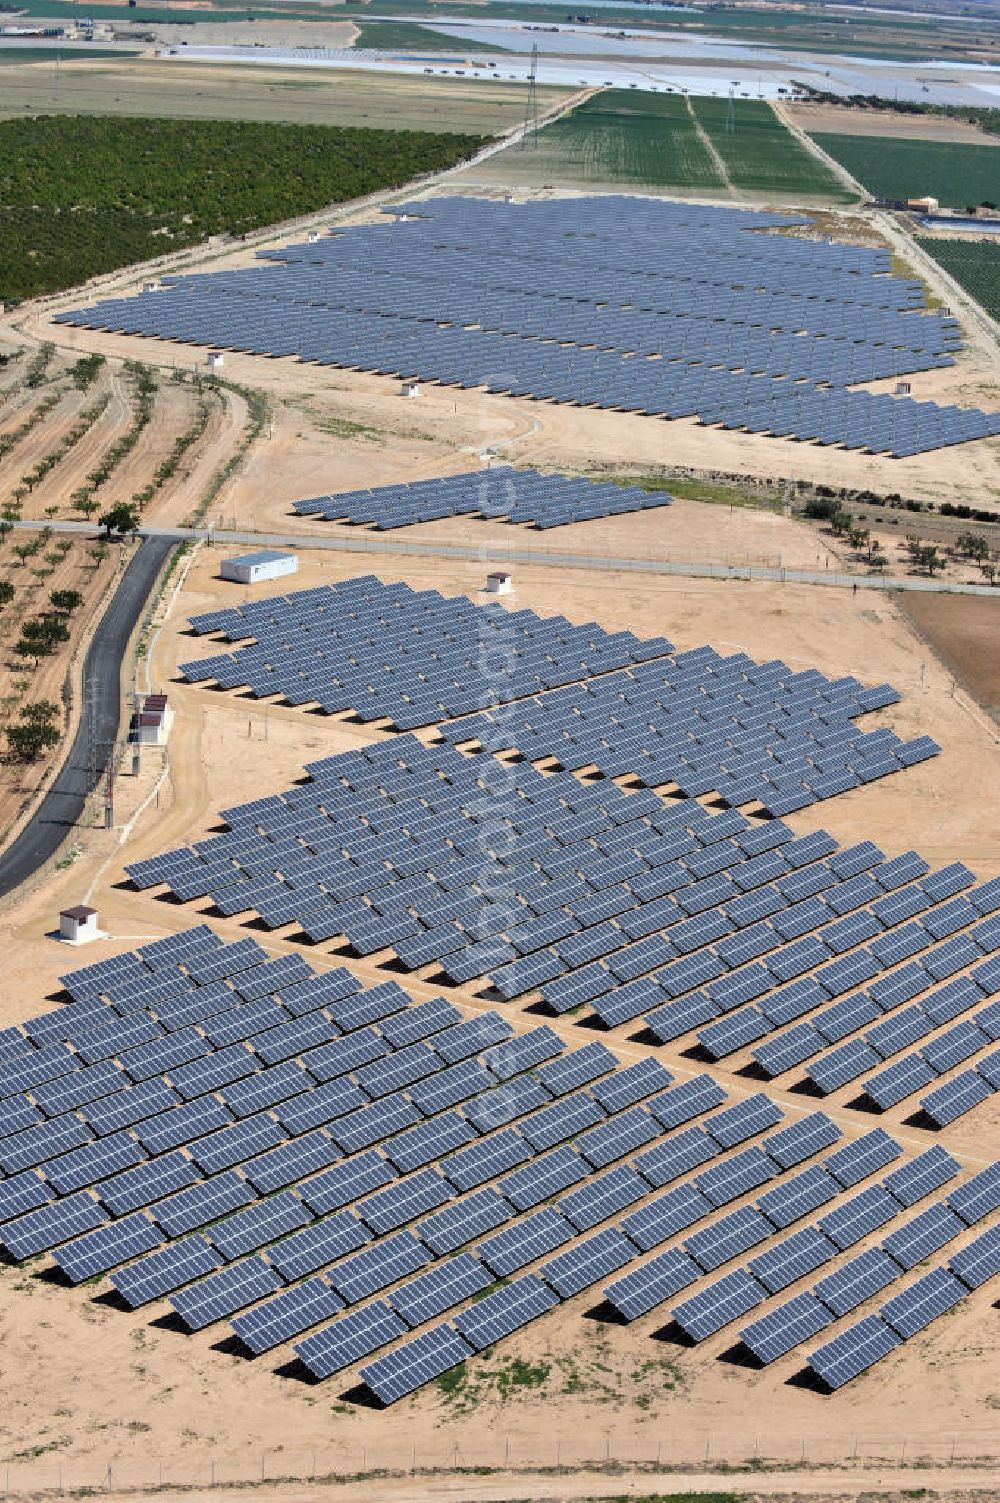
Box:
290;467;668;532
176;576;932;810
55;196;1000;458
122;727;1000;1105
3;924;999;1407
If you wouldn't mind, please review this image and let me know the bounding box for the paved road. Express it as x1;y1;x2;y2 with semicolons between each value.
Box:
11;519;1000;596
0;537;176;901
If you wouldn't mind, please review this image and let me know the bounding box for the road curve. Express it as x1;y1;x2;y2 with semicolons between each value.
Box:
0;536;176;902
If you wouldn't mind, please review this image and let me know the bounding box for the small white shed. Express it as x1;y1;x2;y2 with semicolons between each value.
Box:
401;380;420;399
206;351;225;370
220;549;299;586
485;571;513;596
60;905;99;943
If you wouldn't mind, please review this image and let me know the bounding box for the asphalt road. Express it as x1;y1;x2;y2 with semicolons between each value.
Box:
0;536;176;902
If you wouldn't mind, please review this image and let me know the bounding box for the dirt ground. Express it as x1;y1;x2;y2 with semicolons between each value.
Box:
899;591;1000;721
788;103;1000;146
0;57;568;133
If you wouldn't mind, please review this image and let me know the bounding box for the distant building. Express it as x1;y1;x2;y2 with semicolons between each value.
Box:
206;351;224;370
220;549;298;586
401;380;420;399
60;905;98;944
485;571;513;595
907;196;940;214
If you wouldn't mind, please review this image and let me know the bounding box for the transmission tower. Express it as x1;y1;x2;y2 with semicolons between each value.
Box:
726;87;736;134
522;44;539;148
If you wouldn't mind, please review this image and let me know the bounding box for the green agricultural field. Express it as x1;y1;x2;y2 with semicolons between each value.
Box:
692;99;855;200
350;20;509;52
476;91;724;192
812;133;1000;210
0;114;485;302
917;237;1000;321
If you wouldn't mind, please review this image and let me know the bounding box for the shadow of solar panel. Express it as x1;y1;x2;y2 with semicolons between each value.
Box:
294;1299;408;1380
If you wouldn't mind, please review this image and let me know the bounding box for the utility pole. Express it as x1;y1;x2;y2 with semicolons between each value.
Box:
521;44;539;148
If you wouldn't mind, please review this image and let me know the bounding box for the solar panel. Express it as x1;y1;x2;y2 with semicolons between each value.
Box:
414;1187;514;1256
327;1229;431;1303
360;1323;474;1405
879;1266;967;1338
739;1290;833;1365
389;1252;493;1328
684;1205;772;1271
949;1222;1000;1288
541;1226;635;1298
883;1146;959;1208
111;1234;223;1307
882;1202;964;1271
671;1267;767;1342
763;1112;841;1170
807;1315;901;1389
266;1211;371;1281
231;1276;346;1355
825;1128;902;1188
452;1272;559;1350
813;1246;901;1317
948;1162;1000;1225
169;1256;284;1330
818;1184;900;1250
476;1206;575;1277
294;1300;408;1380
208;1191;312;1260
603;1246;701;1321
747;1224;838;1293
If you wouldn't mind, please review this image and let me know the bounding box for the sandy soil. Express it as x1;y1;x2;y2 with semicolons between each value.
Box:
789;103;1000;146
0;58;568;133
899;591;1000;720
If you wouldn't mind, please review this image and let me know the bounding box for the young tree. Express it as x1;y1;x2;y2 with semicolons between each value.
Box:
0;581;15;607
49;589;83;613
5;702;61;760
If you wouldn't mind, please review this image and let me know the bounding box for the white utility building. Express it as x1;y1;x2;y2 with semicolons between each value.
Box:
219;550;299;586
59;905;99;944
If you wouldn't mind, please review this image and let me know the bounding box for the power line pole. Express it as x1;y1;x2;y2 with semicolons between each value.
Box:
726;87;736;134
521;44;539;148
